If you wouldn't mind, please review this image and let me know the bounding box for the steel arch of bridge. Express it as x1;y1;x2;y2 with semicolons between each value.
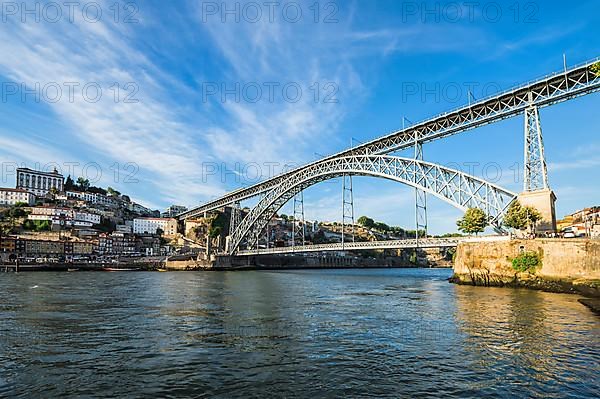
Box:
226;155;516;255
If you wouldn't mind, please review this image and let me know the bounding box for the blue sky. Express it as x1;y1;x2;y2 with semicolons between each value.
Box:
0;0;598;234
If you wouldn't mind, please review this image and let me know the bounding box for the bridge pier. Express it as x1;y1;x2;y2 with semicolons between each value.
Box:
521;103;557;233
517;190;557;233
414;141;427;245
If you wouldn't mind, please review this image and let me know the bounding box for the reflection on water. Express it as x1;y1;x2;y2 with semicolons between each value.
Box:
0;269;598;398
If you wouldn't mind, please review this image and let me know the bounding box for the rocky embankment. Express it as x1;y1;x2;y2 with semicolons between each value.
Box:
451;237;600;302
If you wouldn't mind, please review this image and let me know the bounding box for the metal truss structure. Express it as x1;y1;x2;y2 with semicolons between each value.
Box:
414;141;427;244
341;174;355;247
225;155;516;255
180;57;600;220
292;191;306;247
229;202;241;236
524;105;549;191
236;238;461;257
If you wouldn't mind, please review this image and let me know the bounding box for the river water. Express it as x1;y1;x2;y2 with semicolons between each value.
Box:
0;268;598;398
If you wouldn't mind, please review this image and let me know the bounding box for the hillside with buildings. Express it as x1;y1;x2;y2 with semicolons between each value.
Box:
0;167;191;264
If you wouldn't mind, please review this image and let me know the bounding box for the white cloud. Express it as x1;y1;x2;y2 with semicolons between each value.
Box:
0;2;223;207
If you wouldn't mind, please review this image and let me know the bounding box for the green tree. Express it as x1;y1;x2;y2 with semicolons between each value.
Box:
23;219;51;232
8;206;27;218
64;175;75;191
76;177;90;191
391;226;406;236
96;218;116;233
591;62;600;77
312;230;328;244
504;201;526;230
209;212;227;239
503;201;542;232
374;221;390;232
456;208;487;235
107;186;121;196
357;216;375;229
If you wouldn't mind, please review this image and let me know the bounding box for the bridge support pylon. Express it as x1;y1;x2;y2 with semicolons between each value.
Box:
226;202;241;254
521;103;556;233
292;191;306;248
341;174;355;249
414;141;428;244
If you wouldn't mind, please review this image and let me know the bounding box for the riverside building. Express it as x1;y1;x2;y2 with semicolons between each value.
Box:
133;218;178;236
0;188;35;206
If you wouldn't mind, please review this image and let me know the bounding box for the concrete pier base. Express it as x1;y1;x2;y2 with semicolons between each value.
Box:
517;189;557;233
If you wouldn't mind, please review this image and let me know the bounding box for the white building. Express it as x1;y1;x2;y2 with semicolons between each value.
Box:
28;207;100;227
29;207;73;218
74;211;101;225
17;168;64;197
0;188;35;206
28;207;72;227
133;218;178;236
162;205;188;218
128;202;156;216
66;191;118;207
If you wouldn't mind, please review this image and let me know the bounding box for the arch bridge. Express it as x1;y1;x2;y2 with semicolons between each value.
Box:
226;155;515;254
177;57;600;256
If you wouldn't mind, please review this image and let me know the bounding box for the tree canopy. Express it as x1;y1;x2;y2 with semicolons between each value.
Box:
357;216;375;228
591;62;600;77
65;175;75;191
456;208;487;235
107;187;121;196
76;177;90;191
503;201;542;231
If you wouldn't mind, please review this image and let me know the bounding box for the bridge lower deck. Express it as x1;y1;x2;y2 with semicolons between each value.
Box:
235;238;460;256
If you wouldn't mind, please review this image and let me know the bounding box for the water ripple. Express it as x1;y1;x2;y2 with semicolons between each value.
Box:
0;269;599;398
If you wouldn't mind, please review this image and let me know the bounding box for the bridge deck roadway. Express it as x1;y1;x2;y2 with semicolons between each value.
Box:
235;238;461;256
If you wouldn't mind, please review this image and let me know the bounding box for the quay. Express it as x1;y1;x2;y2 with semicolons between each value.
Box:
451;237;600;297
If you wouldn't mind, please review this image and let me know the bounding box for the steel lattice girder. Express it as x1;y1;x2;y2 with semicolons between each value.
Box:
524;106;549;191
180;57;600;220
236;238;461;256
227;155;516;255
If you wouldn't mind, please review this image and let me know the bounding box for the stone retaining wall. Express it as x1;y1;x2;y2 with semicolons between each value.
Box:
452;238;600;297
